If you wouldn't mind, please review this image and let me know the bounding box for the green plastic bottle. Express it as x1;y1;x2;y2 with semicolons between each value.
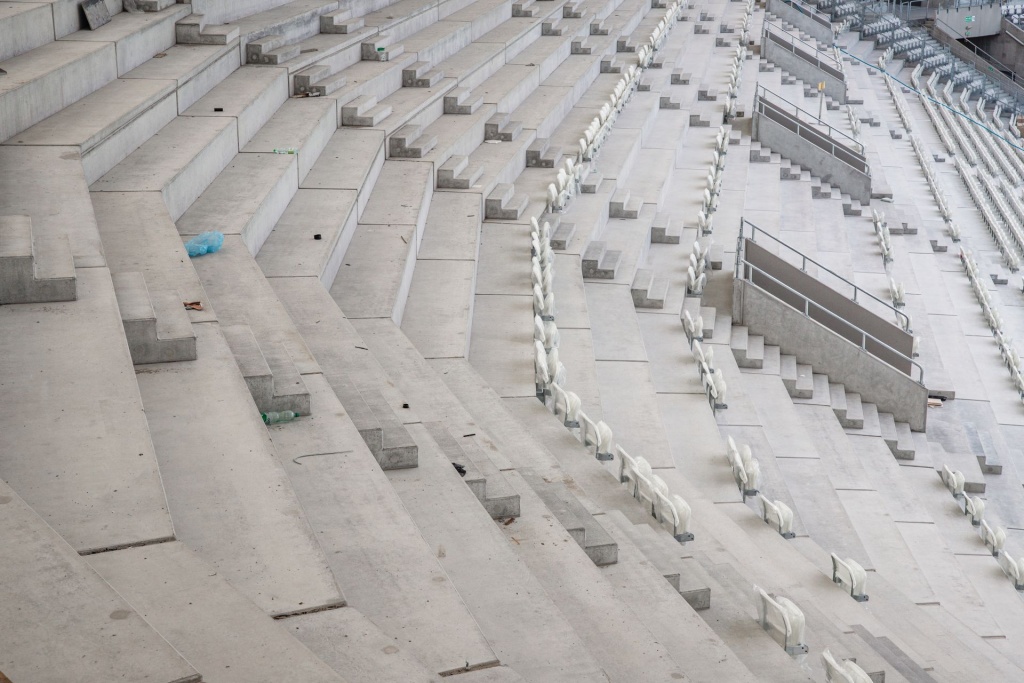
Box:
262;410;299;424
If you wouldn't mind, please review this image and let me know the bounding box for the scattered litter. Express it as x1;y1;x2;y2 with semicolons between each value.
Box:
355;345;368;350
273;147;297;154
184;231;224;257
262;410;299;424
292;450;351;465
402;403;409;409
313;233;322;240
183;301;204;311
462;433;476;438
452;463;467;477
503;517;516;526
154;53;166;58
300;48;319;54
928;398;944;408
0;69;6;75
400;235;407;243
213;107;224;112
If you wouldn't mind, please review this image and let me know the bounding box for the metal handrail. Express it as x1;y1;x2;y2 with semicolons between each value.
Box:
772;0;834;28
754;86;868;171
736;259;925;384
763;22;845;80
738;219;913;331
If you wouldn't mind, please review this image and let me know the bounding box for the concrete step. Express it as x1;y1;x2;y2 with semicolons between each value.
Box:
437;154;484;189
388;124;438;158
525;474;618;566
112;271;196;364
342;94;393;127
526;137;562;168
137;322;344;616
246;33;300;64
484;112;523;141
294;64;349;97
87;541;353;683
6;76;178;184
484;183;529;220
271;278;419;470
730;325;765;369
842;391;864;429
0;266;177;554
177;151;297;257
402;60;444;88
878;411;915;460
444;87;483;115
549;216;577;250
91;115;237;222
223;323;311;417
424;421;521;519
0;480;200;682
0;214;76;304
582;241;621;279
175;14;240;44
650;212;682;244
242;96;337;184
320;7;365;33
0;2;55;63
610;188;642;219
630;267;668;309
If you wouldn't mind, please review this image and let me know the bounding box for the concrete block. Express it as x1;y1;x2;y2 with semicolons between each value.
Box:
0;215;76;304
112;271;197;364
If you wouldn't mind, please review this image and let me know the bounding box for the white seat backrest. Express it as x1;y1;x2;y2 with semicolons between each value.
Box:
822;649;856;683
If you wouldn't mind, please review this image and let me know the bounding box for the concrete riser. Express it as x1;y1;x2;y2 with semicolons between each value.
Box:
124;321;198;364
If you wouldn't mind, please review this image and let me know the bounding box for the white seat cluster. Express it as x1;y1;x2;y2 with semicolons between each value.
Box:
526;0;706;551
822;648;873;682
726;436;759;499
830;553;868;602
960;249;1024;402
618;447;693;542
753;586;807;655
692;340;726;412
760;495;795;539
871;209;893;264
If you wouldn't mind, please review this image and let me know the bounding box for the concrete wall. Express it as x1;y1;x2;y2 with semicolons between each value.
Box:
744;240;914;366
734;280;928;430
762;33;846;103
752;108;872;202
765;0;834;45
935;5;1003;39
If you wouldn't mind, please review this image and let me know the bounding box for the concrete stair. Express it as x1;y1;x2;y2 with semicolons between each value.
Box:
294;64;348;97
341;94;393;127
484;183;529;220
223;323;311;417
781;354;814;398
319;8;365;33
388;124;438;158
582;241;621;279
650;212;682;244
878;411;915;460
609;188;642;219
730;325;765;369
423;422;521;519
485;112;523;142
437;154;484;189
444;87;483;115
630;268;669;309
402;61;444;88
175;14;240;44
525;474;619;566
0;214;76;304
112;271;196;365
526;137;563;168
246;33;301;64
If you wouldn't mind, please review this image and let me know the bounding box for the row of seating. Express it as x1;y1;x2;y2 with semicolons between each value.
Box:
870;209;894;263
906;131;959;239
960;248;1024;401
726;435;760;500
693;339;727;411
953;155;1021;271
878;48;916;134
